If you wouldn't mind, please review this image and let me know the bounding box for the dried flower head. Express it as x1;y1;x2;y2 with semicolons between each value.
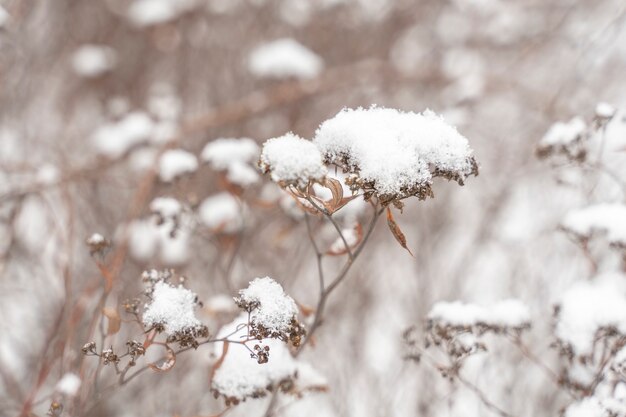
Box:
259;133;327;189
536;117;587;162
313;107;478;204
142;280;208;348
210;315;320;405
234;277;305;346
85;233;110;256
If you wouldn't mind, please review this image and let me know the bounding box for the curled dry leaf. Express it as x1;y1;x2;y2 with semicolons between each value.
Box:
318;178;361;214
209;341;229;383
102;307;121;335
148;343;176;372
386;207;414;256
322;177;343;212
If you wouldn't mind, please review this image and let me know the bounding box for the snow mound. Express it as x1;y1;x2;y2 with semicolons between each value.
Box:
428;299;530;329
260;133;327;188
158;149;198;182
555;273;626;355
561;203;626;247
198;192;243;234
142;281;202;335
235;277;299;340
248;38;323;79
313;107;477;201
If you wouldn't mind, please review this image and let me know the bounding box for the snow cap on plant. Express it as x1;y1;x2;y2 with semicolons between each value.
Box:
313;106;478;204
141;269;209;348
259;133;327;189
234;276;305;347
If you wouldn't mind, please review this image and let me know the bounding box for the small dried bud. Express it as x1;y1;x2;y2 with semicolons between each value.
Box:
47;401;63;417
85;233;110;256
81;341;97;356
101;347;120;365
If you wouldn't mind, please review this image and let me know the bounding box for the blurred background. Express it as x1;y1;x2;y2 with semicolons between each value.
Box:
1;0;626;416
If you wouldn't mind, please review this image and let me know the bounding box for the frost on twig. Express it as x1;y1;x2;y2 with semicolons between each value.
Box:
234;277;306;347
313;107;478;204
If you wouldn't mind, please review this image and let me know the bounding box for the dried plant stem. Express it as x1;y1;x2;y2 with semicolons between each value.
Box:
300;202;383;353
507;334;565;391
263;203;383;417
457;373;516;417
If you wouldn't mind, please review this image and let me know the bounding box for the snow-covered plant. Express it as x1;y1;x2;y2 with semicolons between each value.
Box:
234;277;306;347
314;107;478;204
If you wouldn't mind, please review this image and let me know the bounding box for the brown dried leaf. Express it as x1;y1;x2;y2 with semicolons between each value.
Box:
209;341;229;383
333;194;360;212
386;207;414;256
102;307;121;335
149;344;176;372
322;177;343;213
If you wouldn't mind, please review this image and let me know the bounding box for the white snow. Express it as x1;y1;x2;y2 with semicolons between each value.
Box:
36;164;60;185
92;112;155;159
226;161;260;187
595;102;616;119
555;273;626;355
143;281;202;335
565;397;606;417
0;5;9;28
71;45;117;78
328;225;360;254
126;217;190;264
561;203;626;246
260;133;327;187
201;138;260;187
539;117;586;148
248;38;324;79
211;314;298;400
201;138;260;170
198;192;243;233
313;107;477;198
56;373;81;397
86;233;105;245
205;294;237;315
235;277;298;336
127;0;195;27
428;299;530;329
158;149;198;182
150;196;183;219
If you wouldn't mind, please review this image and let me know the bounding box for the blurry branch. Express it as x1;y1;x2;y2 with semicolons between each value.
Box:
0;58;399;205
506;333;574;398
456;374;515;417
